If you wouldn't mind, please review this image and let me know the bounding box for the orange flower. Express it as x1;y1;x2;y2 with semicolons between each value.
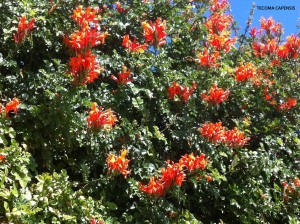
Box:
209;0;229;12
168;82;197;103
223;127;249;148
65;28;108;52
179;153;208;172
277;34;300;59
142;18;167;47
259;17;282;34
201;83;230;104
198;48;219;67
277;98;297;111
235;62;257;82
107;149;130;178
68;51;103;85
90;218;104;224
111;66;132;85
199;122;226;144
252;39;279;57
72;6;100;27
122;35;147;53
161;162;185;189
205;13;233;35
13;15;35;43
87;102;117;131
5;98;20;114
208;34;236;52
139;177;165;197
199;122;249;147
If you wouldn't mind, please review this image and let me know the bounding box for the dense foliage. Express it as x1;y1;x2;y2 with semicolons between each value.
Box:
0;0;299;223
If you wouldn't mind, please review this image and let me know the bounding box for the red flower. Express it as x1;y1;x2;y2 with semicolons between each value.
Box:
139;177;165;197
168;82;197;103
199;122;249;147
277;98;297;111
87;102;117;131
223;127;250;148
142;18;167;47
122;35;148;53
167;82;182;100
201;83;230;104
259;17;282;34
107;149;130;178
140;153;209;197
199;122;226;144
205;13;233;35
140;163;185;197
235;62;257;82
277;34;300;59
209;0;229;12
90;218;104;224
116;2;127;13
64;28;108;52
198;48;219;67
161;162;185;189
208;34;236;52
250;27;257;37
0;154;6;162
179;153;208;172
13;16;35;43
111;66;132;85
72;6;99;27
5;98;20;114
68;51;103;85
180;82;198;103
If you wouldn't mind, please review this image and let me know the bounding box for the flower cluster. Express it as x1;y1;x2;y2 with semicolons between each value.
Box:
13;15;35;44
199;122;249;148
209;0;229;12
168;82;197;103
140;153;209;197
277;34;300;59
87;102;117;131
251;17;300;59
122;35;147;53
142;18;167;48
282;177;300;201
68;51;103;84
201;83;230;104
65;6;107;85
106;149;130;178
235;62;257;82
1;98;20;117
205;0;236;52
277;98;297;111
111;66;132;85
198;48;219;67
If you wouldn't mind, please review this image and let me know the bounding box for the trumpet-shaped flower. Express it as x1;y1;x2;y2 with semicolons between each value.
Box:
201;83;230;104
87;102;117;131
111;66;132;85
122;35;147;53
107;149;130;178
142;18;167;47
13;16;35;43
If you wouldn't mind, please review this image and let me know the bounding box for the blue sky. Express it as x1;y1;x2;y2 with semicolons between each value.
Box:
229;0;300;37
